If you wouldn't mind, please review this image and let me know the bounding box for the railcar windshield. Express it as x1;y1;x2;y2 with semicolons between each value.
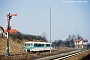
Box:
25;43;33;46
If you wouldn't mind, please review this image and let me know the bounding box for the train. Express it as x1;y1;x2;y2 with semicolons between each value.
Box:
24;41;52;52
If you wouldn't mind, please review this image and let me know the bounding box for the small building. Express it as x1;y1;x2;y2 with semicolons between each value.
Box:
0;26;19;37
74;38;88;48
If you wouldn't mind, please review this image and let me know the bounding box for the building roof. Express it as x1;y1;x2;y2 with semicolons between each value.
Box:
0;26;2;28
83;39;88;42
0;26;4;32
74;38;88;42
74;39;81;42
4;29;19;34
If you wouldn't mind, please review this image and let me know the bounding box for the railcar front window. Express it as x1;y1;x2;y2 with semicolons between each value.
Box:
25;43;31;46
25;43;26;46
27;44;30;46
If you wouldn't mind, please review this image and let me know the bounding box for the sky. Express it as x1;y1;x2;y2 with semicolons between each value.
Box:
0;0;90;42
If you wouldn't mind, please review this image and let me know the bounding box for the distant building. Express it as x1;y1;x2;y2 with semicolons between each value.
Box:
0;26;4;37
74;38;88;48
0;26;19;37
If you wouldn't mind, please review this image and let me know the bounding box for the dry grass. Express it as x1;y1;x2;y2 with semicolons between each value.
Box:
0;37;29;54
0;37;6;54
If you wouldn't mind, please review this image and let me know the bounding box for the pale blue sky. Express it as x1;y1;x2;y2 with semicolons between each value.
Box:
0;0;90;42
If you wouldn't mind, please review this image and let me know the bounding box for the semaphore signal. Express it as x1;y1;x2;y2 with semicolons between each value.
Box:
6;13;18;16
6;13;18;20
5;13;18;56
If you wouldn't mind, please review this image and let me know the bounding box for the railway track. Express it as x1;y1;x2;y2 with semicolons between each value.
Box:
53;50;86;60
34;49;88;60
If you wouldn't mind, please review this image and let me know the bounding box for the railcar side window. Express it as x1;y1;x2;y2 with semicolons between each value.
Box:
41;44;44;47
34;44;41;47
34;44;44;47
46;44;50;47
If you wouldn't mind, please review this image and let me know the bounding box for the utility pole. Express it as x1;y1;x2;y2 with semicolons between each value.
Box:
76;27;77;48
50;7;52;54
5;13;18;56
76;27;78;48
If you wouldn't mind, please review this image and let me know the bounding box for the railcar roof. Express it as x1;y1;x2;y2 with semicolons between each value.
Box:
25;41;51;44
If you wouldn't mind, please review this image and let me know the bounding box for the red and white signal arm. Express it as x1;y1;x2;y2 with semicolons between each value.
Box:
6;13;18;16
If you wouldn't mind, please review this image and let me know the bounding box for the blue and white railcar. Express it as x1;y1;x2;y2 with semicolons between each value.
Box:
24;41;52;51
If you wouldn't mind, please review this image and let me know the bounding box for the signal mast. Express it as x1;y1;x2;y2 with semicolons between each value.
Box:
5;13;18;56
